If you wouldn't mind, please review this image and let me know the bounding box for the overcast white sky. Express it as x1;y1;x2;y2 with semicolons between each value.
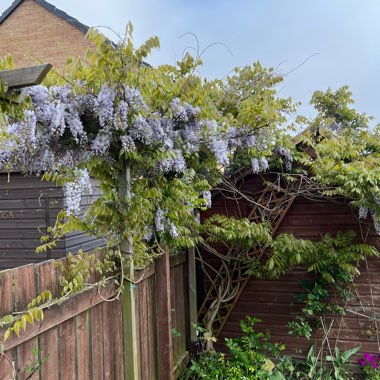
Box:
1;0;380;124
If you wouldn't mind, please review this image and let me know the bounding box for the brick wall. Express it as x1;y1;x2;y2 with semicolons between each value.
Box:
0;0;94;71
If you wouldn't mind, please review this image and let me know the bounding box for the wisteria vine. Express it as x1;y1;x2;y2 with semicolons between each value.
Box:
0;74;292;264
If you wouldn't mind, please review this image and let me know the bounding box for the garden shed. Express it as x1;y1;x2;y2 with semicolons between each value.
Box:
0;64;104;270
198;170;380;359
0;171;103;269
0;0;103;270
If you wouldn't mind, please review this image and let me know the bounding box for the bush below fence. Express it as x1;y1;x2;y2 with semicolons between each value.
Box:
0;250;190;379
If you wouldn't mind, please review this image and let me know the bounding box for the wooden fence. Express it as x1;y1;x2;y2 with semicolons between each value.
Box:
0;251;191;380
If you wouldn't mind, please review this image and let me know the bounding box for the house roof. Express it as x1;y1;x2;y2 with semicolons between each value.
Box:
0;0;89;34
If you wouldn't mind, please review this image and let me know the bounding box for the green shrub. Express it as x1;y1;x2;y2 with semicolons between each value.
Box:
184;317;286;380
184;317;360;380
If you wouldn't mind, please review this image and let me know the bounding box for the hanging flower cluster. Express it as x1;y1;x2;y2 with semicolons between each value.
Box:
1;83;282;181
64;168;92;216
0;80;287;253
0;29;296;262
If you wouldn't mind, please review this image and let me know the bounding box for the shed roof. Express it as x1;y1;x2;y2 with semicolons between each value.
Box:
0;0;89;34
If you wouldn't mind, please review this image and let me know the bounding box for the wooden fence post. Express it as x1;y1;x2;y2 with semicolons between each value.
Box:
156;251;174;380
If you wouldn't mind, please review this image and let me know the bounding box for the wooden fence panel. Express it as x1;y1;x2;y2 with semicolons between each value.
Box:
170;254;190;372
0;251;190;379
0;253;124;380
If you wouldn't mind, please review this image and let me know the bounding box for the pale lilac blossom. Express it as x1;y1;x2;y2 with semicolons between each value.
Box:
96;84;115;126
154;209;165;233
65;168;92;216
202;191;212;208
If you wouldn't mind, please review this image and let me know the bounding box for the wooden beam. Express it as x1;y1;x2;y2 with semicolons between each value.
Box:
155;251;174;380
0;64;52;90
1;282;116;351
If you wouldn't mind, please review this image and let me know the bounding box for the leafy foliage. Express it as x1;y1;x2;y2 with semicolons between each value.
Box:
0;25;298;268
23;345;50;380
201;214;272;248
56;250;98;295
245;231;379;339
184;317;286;380
285;344;360;380
297;87;380;230
185;317;361;380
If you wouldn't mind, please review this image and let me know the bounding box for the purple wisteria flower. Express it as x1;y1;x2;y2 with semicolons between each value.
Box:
130;115;153;144
276;146;293;172
124;86;146;110
154;209;165;233
259;157;269;171
65;168;92;216
251;158;260;174
114;101;129;130
167;220;179;238
202;191;212;209
96;84;115;126
359;205;369;220
159;150;187;173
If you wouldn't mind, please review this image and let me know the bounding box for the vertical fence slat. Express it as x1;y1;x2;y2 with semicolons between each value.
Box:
90;303;104;380
102;301;115;380
139;278;149;379
0;350;15;380
59;319;76;380
171;266;178;363
187;247;198;350
13;265;36;312
0;270;14;380
156;251;174;380
76;311;90;380
0;270;13;317
14;265;38;380
181;261;189;357
147;276;157;379
113;299;124;380
38;260;59;379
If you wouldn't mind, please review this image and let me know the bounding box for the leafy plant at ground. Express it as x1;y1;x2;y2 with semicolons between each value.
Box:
284;344;360;380
184;317;286;379
358;352;380;379
184;318;361;380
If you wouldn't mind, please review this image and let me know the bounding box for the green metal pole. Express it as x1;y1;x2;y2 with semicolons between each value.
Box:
188;247;198;346
119;167;139;380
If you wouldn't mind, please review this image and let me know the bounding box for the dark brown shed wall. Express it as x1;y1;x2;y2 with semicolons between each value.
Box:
0;172;64;268
217;195;380;357
0;173;104;269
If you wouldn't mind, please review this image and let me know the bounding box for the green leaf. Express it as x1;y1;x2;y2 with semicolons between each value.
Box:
3;329;11;342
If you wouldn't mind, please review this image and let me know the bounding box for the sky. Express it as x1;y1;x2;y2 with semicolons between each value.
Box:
1;0;380;124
